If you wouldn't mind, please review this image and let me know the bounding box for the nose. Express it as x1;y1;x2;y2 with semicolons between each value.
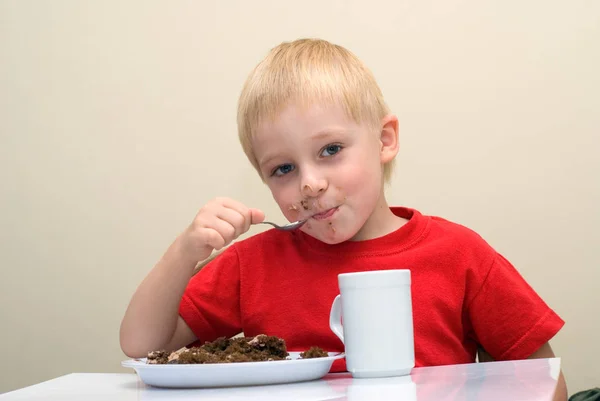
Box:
300;168;328;197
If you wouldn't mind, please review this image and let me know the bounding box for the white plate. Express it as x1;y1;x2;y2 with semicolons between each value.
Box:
121;352;345;388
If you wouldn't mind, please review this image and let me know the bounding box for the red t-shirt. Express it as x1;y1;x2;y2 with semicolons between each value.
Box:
179;207;564;372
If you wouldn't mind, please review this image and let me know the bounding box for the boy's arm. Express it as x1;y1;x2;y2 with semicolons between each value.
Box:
119;237;200;357
528;343;567;401
119;198;264;357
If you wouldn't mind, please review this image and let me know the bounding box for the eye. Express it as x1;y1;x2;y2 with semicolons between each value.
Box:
320;144;342;157
272;163;295;177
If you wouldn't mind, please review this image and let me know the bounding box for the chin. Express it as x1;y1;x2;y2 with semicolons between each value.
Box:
305;228;356;245
317;236;348;245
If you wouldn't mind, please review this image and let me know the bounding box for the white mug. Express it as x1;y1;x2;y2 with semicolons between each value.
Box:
329;269;414;378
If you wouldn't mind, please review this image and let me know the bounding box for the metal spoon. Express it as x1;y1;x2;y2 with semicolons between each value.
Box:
257;219;307;231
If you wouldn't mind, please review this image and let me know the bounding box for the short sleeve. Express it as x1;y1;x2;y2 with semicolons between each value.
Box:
178;246;242;343
468;254;564;360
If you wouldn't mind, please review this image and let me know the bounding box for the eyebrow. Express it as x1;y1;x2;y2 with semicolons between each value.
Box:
310;128;347;140
258;128;348;169
258;154;280;171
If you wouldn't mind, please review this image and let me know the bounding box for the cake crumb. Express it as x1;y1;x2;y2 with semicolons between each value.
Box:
300;346;328;359
147;350;169;364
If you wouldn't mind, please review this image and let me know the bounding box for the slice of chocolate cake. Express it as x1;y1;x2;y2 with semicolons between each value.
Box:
147;334;290;364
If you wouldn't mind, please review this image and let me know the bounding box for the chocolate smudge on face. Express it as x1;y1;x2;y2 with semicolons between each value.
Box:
328;221;336;233
329;221;337;232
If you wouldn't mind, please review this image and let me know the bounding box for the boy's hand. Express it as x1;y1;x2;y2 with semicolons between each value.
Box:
179;197;265;262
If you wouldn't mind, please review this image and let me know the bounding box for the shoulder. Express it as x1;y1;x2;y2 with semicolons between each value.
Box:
419;210;496;260
401;208;502;290
431;214;487;243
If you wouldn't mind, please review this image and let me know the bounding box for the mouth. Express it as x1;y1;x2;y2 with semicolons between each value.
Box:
310;207;339;221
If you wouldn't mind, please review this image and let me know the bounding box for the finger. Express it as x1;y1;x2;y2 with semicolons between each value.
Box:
201;227;227;251
198;211;241;249
213;206;248;239
216;198;256;233
213;216;241;247
200;199;248;233
192;210;237;247
249;208;265;224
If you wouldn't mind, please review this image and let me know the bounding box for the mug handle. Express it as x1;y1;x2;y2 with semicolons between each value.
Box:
329;295;344;343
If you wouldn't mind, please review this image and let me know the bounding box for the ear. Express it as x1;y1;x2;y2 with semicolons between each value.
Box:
379;114;399;164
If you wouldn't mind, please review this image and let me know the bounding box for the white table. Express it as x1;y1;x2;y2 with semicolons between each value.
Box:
1;358;561;401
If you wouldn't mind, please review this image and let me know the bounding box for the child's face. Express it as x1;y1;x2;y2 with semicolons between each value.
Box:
252;103;397;244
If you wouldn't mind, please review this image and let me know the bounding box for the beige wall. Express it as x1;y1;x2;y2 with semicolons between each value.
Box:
1;0;599;395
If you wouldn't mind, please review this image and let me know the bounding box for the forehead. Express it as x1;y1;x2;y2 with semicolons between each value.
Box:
252;103;358;149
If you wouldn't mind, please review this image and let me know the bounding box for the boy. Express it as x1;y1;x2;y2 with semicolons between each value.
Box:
120;38;567;399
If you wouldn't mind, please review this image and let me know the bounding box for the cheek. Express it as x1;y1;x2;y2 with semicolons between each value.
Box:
336;162;379;194
286;204;301;221
270;186;301;220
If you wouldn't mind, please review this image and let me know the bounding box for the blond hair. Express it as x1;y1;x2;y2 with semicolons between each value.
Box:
237;38;396;182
